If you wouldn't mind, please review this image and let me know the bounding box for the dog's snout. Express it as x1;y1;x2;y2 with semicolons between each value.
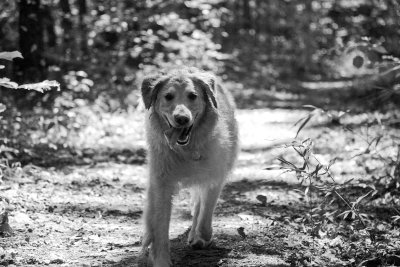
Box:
174;115;190;126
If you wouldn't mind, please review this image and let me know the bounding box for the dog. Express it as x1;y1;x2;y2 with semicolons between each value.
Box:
140;67;238;267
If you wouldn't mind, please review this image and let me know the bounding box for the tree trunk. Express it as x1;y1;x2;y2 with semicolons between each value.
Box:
78;0;88;57
42;5;56;48
16;0;45;83
299;0;316;76
60;0;73;60
242;0;252;30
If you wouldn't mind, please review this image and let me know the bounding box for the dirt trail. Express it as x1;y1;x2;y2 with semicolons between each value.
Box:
0;108;353;266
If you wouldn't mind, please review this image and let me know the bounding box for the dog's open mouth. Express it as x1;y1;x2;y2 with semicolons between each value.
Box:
176;125;193;146
164;119;193;147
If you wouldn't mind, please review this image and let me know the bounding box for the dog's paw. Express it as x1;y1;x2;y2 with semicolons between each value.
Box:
137;247;150;267
139;246;171;267
153;257;171;267
149;247;171;267
188;235;213;250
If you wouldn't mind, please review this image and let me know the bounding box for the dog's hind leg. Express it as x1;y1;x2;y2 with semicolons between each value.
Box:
143;179;174;267
188;182;223;250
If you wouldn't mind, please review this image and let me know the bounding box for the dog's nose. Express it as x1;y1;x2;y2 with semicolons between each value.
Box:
174;115;189;126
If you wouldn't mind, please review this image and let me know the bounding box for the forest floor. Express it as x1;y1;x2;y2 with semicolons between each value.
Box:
0;86;400;266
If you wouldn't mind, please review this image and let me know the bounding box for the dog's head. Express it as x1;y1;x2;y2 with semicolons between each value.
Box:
141;68;218;146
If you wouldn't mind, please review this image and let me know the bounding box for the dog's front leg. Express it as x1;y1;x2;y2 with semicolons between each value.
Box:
188;182;223;249
143;178;174;267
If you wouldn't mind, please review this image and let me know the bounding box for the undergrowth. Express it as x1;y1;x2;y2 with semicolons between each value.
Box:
267;106;400;266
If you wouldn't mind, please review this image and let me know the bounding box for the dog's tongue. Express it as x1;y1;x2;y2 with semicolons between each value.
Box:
164;127;186;147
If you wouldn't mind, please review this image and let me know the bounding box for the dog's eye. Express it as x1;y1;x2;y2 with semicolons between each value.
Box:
165;93;174;101
188;93;197;101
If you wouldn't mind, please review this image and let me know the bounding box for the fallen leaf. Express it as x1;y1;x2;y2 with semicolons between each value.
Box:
237;227;246;239
256;194;267;206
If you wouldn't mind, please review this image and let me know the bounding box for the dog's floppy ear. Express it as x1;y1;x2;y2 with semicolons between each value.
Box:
191;73;218;109
141;75;169;109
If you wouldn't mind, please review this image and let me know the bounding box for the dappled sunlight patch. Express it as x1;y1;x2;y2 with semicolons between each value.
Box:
66;107;146;151
237;109;303;151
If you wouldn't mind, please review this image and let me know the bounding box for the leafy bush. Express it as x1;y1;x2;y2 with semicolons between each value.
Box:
0;51;59;173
